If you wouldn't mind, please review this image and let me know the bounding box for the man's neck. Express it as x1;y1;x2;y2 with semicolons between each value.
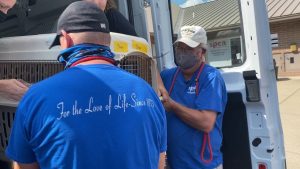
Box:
76;59;113;66
181;62;202;80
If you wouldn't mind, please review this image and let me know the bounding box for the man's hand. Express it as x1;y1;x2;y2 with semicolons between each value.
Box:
156;72;174;112
158;83;168;97
156;71;167;95
159;85;174;112
158;83;169;101
161;94;175;113
0;79;29;101
156;71;172;108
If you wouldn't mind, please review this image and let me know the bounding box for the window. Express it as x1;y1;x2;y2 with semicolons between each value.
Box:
170;0;246;68
206;29;244;68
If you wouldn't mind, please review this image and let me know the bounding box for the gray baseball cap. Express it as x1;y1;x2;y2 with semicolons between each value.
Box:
49;1;110;49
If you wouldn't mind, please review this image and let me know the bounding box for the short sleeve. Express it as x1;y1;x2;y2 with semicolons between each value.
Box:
5;96;36;163
195;71;227;115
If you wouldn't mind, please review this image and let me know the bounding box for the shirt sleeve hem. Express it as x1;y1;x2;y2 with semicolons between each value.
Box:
160;145;167;153
5;149;37;164
196;106;223;115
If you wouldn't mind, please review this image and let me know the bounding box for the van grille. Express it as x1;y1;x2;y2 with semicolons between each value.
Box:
0;57;153;84
0;61;64;83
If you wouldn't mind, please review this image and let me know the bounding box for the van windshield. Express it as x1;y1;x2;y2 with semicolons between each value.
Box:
170;0;245;68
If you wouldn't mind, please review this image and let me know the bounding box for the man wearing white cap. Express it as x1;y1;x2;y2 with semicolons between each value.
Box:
161;25;227;169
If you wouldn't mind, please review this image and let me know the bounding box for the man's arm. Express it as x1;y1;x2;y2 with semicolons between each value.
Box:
12;161;39;169
0;79;29;101
162;97;217;133
156;71;169;101
158;152;166;169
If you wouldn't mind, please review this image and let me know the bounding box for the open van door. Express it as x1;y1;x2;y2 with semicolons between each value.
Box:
0;0;286;168
161;0;286;168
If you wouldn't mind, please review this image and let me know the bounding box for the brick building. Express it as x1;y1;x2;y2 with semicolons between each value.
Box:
147;0;300;75
271;19;300;76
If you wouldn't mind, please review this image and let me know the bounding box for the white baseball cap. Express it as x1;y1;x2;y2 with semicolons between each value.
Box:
174;25;207;49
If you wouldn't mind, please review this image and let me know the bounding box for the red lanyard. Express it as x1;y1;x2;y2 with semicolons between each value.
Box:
168;63;213;164
168;62;205;96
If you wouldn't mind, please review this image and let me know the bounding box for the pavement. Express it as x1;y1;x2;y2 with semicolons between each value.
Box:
277;76;300;169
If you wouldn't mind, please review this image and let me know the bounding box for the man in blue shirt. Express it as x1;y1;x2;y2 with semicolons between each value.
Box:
161;26;227;169
6;2;167;169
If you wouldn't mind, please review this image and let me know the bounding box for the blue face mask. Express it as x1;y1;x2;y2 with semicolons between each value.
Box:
175;50;200;70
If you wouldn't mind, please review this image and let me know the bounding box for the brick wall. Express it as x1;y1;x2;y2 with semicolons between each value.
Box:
270;19;300;76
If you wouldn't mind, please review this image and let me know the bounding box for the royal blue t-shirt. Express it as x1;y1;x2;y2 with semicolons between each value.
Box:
161;64;227;169
6;64;167;169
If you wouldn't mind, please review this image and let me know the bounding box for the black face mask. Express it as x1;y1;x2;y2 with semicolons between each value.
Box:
175;49;200;70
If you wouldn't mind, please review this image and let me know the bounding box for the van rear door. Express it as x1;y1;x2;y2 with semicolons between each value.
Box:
161;0;286;168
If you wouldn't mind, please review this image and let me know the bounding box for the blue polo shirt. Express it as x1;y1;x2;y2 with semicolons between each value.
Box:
6;64;167;169
161;64;227;169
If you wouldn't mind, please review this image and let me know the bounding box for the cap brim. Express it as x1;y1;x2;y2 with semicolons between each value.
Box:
49;35;60;49
174;38;200;48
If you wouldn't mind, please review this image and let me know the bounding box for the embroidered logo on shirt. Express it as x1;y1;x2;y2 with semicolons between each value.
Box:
187;86;196;94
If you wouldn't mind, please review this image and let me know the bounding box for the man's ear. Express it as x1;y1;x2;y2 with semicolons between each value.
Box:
202;48;207;55
195;47;205;62
200;48;207;63
60;30;74;49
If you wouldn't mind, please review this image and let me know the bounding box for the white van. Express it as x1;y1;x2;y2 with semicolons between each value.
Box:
0;0;286;169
